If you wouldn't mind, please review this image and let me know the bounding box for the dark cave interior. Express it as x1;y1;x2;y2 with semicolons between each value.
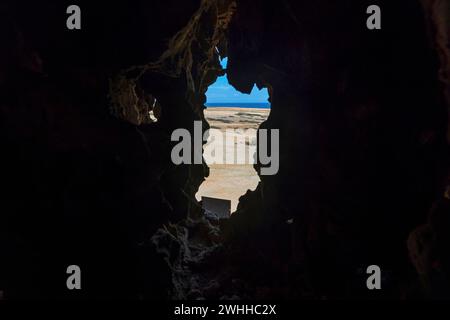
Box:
0;0;449;299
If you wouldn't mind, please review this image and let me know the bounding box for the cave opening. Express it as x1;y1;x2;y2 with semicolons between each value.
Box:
195;56;271;216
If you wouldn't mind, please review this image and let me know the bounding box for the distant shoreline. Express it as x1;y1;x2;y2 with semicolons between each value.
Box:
204;107;270;130
205;107;269;112
205;102;271;109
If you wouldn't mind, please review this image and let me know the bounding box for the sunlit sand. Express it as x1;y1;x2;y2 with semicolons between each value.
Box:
196;107;270;213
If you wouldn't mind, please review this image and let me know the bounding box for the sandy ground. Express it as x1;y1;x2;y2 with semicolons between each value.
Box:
195;108;270;213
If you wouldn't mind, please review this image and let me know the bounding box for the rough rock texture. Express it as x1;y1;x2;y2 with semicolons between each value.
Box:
221;0;450;299
0;0;449;299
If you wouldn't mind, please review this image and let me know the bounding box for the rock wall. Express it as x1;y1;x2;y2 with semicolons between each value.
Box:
225;0;450;298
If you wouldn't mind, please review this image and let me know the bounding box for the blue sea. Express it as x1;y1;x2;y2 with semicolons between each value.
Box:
205;102;271;109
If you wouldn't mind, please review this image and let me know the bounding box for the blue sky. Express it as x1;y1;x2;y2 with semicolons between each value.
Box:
205;58;270;104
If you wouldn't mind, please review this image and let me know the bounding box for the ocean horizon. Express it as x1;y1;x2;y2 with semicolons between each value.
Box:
205;102;271;109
